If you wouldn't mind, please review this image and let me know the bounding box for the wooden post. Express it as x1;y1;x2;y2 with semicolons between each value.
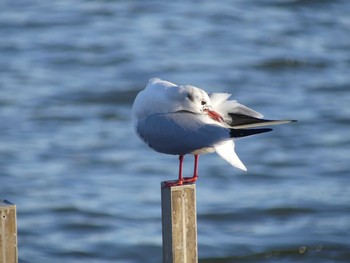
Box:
0;200;18;263
161;183;198;263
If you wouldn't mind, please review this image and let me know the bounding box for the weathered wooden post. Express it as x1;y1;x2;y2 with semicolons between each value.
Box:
0;200;18;263
161;183;198;263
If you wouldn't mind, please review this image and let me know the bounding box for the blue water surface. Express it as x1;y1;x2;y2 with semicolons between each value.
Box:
1;0;350;262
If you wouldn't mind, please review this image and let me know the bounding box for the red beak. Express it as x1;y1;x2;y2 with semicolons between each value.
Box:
205;109;224;122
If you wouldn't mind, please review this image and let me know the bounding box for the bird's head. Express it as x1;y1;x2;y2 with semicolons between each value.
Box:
179;85;224;122
132;78;223;124
178;85;212;114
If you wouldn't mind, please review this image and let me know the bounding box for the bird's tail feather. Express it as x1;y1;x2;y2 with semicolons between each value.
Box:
214;141;247;171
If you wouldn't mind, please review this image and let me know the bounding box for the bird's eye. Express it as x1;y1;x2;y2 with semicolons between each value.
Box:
201;100;206;105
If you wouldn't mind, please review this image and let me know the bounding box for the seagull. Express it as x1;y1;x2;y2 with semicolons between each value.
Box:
132;78;296;187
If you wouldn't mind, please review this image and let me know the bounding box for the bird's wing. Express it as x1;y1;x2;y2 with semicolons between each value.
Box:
136;111;231;155
210;93;263;119
136;111;272;155
227;114;296;129
209;93;296;129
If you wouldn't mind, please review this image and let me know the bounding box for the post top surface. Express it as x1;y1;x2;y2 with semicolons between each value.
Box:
161;182;196;190
0;200;14;207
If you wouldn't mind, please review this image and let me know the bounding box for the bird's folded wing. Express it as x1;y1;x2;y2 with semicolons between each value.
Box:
209;93;264;118
227;113;296;129
136;111;230;155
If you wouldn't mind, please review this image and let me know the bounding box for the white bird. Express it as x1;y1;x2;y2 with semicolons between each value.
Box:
132;78;295;187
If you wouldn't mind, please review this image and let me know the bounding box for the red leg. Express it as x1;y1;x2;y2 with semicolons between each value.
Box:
162;155;184;188
178;155;184;183
183;154;199;184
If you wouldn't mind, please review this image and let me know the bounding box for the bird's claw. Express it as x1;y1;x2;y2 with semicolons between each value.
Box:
183;175;198;184
161;175;198;189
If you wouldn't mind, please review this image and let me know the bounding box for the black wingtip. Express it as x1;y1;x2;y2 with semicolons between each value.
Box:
228;113;297;128
230;128;273;138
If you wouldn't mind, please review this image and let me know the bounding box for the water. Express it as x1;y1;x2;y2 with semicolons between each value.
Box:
1;0;350;262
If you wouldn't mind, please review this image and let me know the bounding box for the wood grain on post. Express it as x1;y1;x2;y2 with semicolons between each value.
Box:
161;183;198;263
0;200;18;263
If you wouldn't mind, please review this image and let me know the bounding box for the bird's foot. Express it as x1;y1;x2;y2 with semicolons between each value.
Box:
161;176;198;189
183;175;198;184
161;179;183;189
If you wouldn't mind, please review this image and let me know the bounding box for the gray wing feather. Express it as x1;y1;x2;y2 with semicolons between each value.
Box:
136;112;230;155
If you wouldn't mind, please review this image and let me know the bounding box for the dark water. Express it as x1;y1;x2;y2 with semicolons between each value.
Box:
1;0;350;262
